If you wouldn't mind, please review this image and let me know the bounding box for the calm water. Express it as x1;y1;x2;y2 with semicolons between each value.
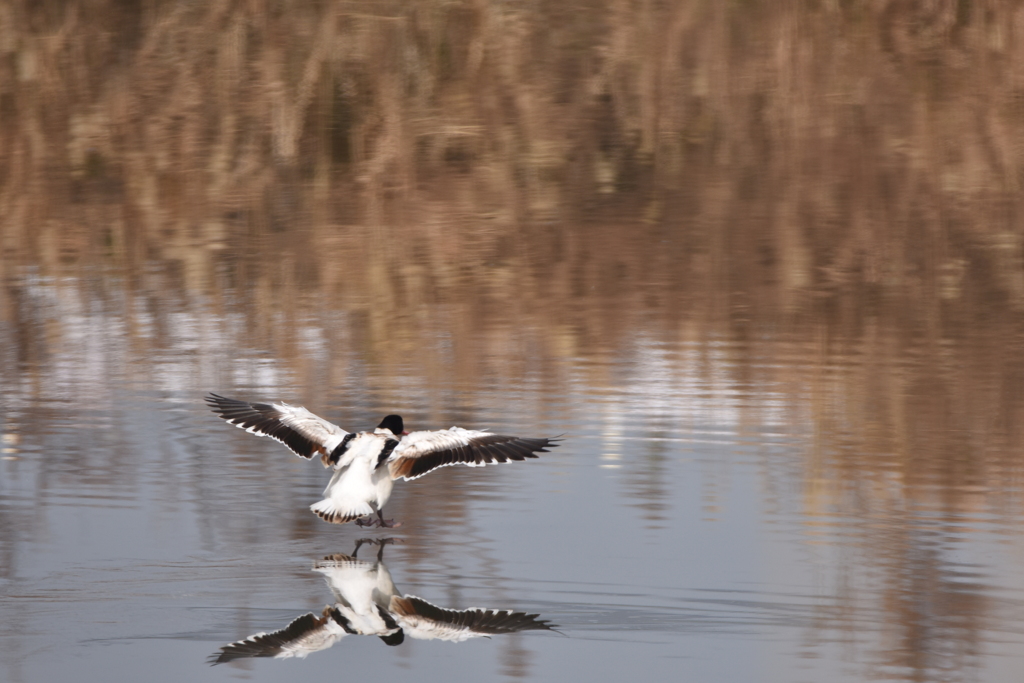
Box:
4;2;1024;681
1;265;1023;683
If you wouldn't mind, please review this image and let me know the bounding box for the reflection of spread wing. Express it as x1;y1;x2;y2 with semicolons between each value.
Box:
389;596;555;641
387;428;559;481
208;607;349;664
206;393;349;460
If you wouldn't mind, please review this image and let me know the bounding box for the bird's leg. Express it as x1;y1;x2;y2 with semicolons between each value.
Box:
373;538;399;561
354;516;376;527
375;508;401;529
352;538;376;557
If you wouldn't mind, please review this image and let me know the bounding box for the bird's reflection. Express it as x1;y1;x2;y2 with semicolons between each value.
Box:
209;539;555;664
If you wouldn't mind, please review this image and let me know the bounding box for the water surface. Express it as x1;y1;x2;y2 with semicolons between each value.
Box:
2;270;1023;682
4;2;1024;681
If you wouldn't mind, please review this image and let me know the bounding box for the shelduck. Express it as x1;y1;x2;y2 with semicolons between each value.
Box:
205;393;559;527
209;539;555;663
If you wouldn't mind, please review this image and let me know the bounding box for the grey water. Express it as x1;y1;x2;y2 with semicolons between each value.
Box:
6;2;1024;680
2;266;1023;683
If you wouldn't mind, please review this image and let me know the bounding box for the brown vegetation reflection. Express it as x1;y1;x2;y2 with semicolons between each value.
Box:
2;1;1024;679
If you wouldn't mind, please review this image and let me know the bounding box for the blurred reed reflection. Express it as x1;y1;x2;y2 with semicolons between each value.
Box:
2;1;1024;680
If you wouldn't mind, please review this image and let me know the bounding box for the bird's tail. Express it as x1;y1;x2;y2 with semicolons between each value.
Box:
310;498;374;525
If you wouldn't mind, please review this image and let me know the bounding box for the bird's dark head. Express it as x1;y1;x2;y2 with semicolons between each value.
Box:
379;629;405;646
376;414;405;435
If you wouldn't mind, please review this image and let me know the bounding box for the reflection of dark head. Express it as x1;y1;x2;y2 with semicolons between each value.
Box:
379;629;405;646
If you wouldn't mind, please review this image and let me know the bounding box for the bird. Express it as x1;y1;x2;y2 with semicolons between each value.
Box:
312;542;404;644
209;539;403;663
208;539;555;664
205;393;559;527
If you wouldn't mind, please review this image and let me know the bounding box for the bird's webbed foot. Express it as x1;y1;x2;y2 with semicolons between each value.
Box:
375;510;401;528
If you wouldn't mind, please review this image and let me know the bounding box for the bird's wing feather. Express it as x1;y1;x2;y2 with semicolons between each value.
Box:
208;608;348;664
205;393;348;460
387;427;558;481
389;595;555;641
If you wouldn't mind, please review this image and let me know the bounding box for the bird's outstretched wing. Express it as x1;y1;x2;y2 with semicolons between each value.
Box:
208;608;349;664
386;428;559;481
205;393;349;460
389;595;556;641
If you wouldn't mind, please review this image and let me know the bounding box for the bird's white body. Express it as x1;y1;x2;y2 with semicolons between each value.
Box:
315;553;399;636
311;431;397;523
